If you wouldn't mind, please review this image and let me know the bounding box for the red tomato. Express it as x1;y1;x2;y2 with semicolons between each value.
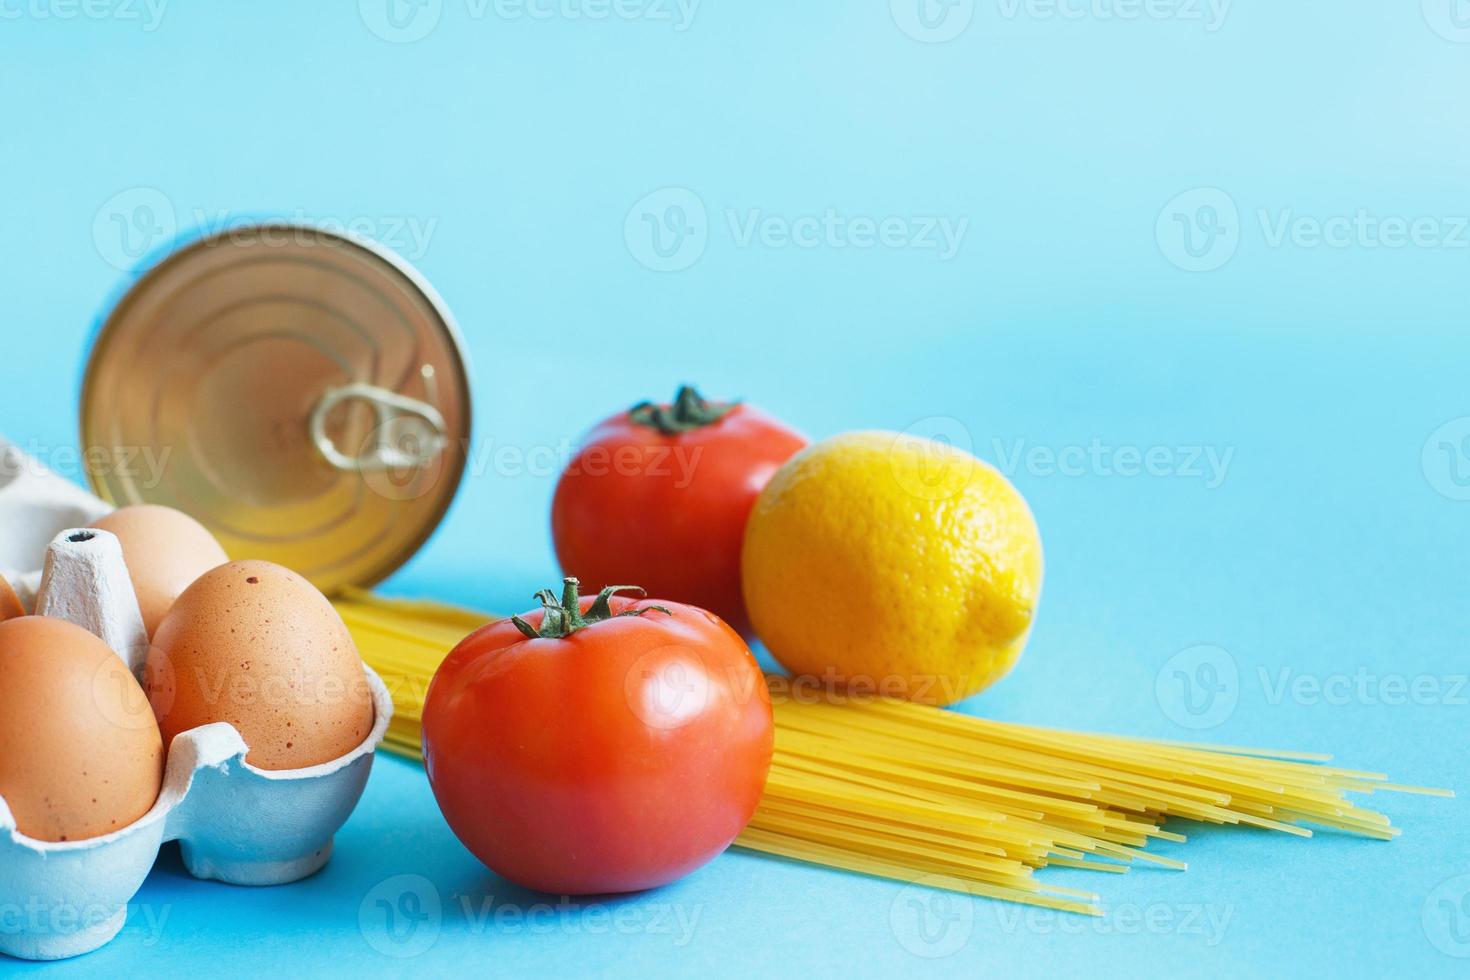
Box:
422;579;774;895
551;386;806;638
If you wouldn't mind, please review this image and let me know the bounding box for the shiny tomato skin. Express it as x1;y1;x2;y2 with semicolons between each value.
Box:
551;404;806;638
422;596;773;895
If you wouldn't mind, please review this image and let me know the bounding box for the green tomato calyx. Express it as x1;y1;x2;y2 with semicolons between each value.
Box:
628;385;738;435
511;577;671;639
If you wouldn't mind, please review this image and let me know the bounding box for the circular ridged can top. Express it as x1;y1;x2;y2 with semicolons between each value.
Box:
81;224;471;594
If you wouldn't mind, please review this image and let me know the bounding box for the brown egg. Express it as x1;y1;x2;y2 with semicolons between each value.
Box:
145;560;375;770
91;505;230;638
0;574;23;622
0;616;165;842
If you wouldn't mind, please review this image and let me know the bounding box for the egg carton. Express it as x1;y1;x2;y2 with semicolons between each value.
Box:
0;442;393;961
0;435;114;610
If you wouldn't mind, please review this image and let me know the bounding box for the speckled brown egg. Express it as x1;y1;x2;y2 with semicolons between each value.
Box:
91;504;230;639
0;616;165;842
145;560;375;770
0;574;24;622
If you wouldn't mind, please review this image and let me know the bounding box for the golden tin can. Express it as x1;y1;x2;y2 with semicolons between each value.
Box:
80;223;471;594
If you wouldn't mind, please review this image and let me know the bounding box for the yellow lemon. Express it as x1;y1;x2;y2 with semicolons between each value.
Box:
742;430;1043;706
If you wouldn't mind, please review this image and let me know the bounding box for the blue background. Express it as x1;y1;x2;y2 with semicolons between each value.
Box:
3;2;1469;976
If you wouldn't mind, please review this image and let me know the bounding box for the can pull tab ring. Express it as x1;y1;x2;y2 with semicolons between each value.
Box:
309;382;450;473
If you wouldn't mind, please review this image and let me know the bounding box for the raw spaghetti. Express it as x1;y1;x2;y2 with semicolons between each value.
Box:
334;589;1450;916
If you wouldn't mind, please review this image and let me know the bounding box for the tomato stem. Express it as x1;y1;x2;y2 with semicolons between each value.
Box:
511;577;671;639
628;385;738;435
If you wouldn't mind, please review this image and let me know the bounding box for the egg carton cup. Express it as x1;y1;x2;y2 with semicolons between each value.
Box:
0;445;393;961
0;670;392;961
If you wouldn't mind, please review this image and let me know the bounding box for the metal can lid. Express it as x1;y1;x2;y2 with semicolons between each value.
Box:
81;223;472;594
